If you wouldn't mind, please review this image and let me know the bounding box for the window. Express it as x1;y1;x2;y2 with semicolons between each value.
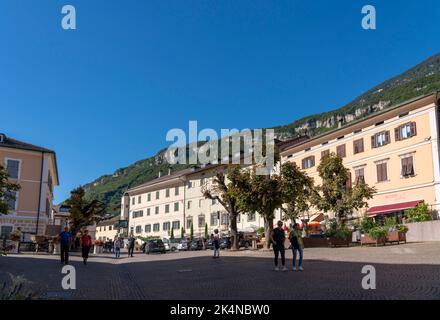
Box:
376;162;388;182
109;226;112;231
175;186;179;196
336;144;346;158
0;226;13;238
187;201;192;209
156;191;160;200
200;178;206;186
188;181;193;189
212;199;217;205
153;223;160;232
6;159;20;179
145;224;151;233
174;202;179;212
48;173;53;194
138;196;141;204
46;198;50;216
132;210;143;218
165;204;170;213
104;226;106;231
353;139;364;154
132;197;135;205
172;220;180;230
354;167;365;184
163;222;171;231
210;212;219;226
186;216;193;229
221;213;229;226
321;150;330;159
147;208;150;216
247;212;256;222
401;156;415;178
147;193;151;202
395;122;417;141
155;207;159;214
135;225;142;234
301;156;315;169
166;189;170;198
198;215;205;228
371;131;390;148
237;214;241;223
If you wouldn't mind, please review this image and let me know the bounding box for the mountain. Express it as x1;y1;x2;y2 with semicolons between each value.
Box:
82;53;440;214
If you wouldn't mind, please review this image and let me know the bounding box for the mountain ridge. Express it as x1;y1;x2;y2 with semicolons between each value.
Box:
82;52;440;214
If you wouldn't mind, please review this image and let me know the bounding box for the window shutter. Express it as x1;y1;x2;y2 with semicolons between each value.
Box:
376;164;381;182
395;127;401;141
302;159;306;169
383;163;388;181
385;131;391;144
311;156;315;167
410;122;417;137
371;135;376;149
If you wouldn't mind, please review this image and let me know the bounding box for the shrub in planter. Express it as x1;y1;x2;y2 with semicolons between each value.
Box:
396;225;409;234
368;227;388;241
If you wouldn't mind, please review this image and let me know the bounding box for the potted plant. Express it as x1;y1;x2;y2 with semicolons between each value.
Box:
326;221;352;247
362;226;387;246
387;224;408;244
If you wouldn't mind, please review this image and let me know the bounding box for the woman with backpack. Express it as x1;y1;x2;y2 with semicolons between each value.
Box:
81;229;92;265
289;223;304;271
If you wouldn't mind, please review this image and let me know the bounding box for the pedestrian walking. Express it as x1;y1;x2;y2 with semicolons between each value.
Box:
81;230;92;265
128;235;135;257
213;229;220;259
58;226;72;265
270;221;287;271
289;223;304;271
114;237;121;259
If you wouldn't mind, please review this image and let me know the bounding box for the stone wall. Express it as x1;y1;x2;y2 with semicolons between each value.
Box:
404;220;440;242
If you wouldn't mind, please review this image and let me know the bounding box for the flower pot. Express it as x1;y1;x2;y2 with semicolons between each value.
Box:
361;233;386;246
386;231;406;244
328;236;351;247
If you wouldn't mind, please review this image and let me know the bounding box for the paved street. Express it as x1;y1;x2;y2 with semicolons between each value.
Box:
1;242;440;300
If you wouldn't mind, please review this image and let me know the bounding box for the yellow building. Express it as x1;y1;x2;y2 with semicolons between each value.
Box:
95;216;120;241
280;93;440;221
0;133;59;239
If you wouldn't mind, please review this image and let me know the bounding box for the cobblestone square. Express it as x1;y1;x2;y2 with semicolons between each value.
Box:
1;242;439;300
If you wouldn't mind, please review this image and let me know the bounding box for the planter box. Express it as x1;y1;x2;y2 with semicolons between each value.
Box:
386;231;406;244
303;237;329;248
328;236;351;247
361;233;386;246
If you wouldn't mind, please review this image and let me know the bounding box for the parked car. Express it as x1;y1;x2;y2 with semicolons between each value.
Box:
178;239;191;251
163;238;180;252
190;238;204;251
145;239;166;254
220;236;251;249
206;238;215;250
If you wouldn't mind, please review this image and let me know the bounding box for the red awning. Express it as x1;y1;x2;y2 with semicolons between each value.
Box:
367;200;421;216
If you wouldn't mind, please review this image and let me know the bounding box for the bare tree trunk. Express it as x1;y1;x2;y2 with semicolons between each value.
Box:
264;218;273;250
230;213;239;251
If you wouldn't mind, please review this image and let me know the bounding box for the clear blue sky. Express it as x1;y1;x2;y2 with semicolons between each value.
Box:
1;0;439;203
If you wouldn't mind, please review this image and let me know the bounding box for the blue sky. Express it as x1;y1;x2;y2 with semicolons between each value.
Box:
1;0;440;203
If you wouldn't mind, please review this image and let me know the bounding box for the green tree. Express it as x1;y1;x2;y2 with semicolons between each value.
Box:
65;187;106;236
405;202;431;222
180;227;184;239
190;223;194;241
170;227;174;239
204;223;209;240
0;165;21;215
232;167;284;249
202;166;246;250
312;153;376;223
280;161;314;221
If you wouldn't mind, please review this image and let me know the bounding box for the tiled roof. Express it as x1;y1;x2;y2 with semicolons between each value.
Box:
0;133;55;153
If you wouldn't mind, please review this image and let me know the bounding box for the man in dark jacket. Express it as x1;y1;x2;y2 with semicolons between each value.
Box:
128;235;136;257
270;221;287;271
